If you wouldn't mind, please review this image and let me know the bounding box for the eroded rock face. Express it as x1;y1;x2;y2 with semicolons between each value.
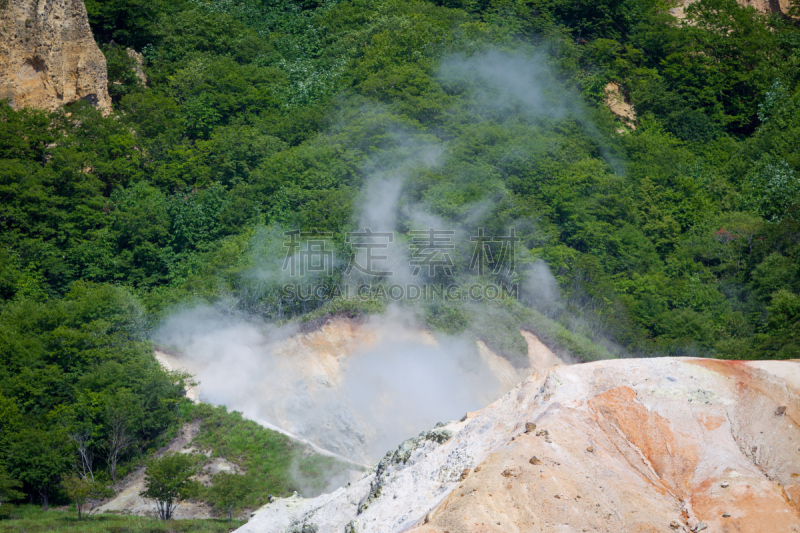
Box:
604;82;636;132
238;358;800;533
126;47;146;85
672;0;792;17
0;0;112;114
738;0;792;14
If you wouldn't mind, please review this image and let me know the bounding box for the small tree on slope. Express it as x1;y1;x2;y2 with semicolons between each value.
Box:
62;474;112;520
140;453;198;520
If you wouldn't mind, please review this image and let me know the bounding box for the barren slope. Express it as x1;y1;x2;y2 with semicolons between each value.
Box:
672;0;793;17
238;357;800;533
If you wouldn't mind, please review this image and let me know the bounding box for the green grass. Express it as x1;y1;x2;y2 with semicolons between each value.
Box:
0;505;244;533
0;404;356;530
188;403;357;513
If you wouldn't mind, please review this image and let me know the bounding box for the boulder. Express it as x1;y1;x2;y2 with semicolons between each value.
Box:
604;82;636;131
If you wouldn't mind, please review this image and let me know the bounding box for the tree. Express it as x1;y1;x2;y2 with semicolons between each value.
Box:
104;392;136;482
744;158;800;222
102;43;145;104
53;399;103;483
61;474;113;520
140;453;199;520
758;290;800;359
67;425;96;483
0;467;23;514
84;0;167;49
211;471;248;522
7;428;71;509
0;394;20;444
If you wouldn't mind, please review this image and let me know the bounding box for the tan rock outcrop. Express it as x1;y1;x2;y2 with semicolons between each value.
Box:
672;0;792;18
604;82;637;131
0;0;112;114
238;358;800;533
739;0;792;14
126;47;146;86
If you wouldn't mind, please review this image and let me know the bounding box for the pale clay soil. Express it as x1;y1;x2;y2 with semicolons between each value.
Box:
239;357;800;533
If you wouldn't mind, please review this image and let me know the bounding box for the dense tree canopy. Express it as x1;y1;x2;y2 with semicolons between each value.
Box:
2;0;800;508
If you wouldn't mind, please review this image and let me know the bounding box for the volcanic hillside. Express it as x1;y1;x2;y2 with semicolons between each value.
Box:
155;316;567;465
238;358;800;533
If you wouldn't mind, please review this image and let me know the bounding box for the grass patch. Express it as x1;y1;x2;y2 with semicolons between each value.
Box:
0;404;357;528
188;403;357;514
297;297;387;323
0;505;243;533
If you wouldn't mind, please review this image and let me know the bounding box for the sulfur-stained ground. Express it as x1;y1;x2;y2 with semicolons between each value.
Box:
239;357;800;533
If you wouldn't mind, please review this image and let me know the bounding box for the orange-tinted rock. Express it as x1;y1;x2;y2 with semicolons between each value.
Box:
590;385;700;496
238;358;800;533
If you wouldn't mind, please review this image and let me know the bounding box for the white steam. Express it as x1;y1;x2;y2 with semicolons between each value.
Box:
154;306;501;467
152;48;621;494
439;50;572;119
439;50;624;173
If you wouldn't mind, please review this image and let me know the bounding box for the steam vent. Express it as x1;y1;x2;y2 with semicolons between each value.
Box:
0;0;111;113
239;358;800;533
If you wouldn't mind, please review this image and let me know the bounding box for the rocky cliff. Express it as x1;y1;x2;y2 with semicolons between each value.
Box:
738;0;792;14
0;0;111;113
604;82;637;132
239;358;800;533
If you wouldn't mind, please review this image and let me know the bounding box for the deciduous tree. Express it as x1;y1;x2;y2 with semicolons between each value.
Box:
61;474;113;520
141;453;199;520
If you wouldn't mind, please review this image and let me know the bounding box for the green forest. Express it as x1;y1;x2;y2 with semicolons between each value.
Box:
2;0;800;518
